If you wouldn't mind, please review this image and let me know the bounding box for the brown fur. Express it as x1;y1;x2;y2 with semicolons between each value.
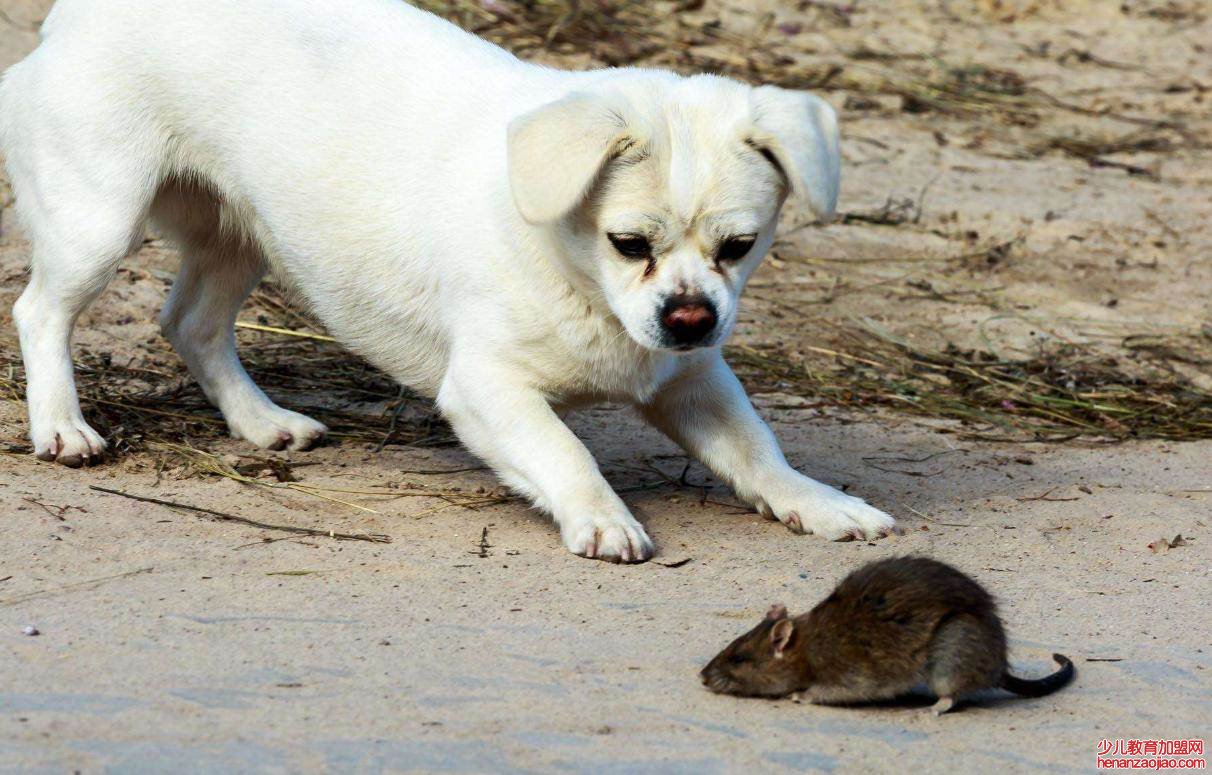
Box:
700;557;1074;712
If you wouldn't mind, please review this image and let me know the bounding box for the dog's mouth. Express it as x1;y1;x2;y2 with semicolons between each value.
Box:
669;341;716;353
641;335;719;353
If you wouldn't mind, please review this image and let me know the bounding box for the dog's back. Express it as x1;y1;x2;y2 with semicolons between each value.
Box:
1;0;540;370
3;0;529;141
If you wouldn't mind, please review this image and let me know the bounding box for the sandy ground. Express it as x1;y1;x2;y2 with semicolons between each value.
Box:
1;1;1211;772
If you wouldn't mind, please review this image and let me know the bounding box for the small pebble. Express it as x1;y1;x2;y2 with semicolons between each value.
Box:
22;626;39;636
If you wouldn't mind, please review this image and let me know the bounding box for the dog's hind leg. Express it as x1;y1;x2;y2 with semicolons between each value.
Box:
12;216;145;466
155;183;327;451
5;104;155;466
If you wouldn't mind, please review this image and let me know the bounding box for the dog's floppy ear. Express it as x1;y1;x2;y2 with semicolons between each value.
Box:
507;92;633;224
748;85;841;219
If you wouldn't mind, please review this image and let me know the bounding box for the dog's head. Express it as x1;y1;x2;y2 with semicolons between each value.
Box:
507;72;839;352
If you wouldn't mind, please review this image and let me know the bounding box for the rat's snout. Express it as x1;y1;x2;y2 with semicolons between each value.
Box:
660;294;717;348
699;664;732;694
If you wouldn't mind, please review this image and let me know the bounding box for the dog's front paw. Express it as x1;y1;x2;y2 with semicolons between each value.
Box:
760;476;894;541
562;516;654;563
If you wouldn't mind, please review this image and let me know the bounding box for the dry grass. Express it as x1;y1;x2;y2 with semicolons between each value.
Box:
728;324;1212;442
150;442;509;516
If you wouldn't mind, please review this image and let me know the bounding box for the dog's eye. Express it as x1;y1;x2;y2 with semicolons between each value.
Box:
717;235;757;263
607;233;652;259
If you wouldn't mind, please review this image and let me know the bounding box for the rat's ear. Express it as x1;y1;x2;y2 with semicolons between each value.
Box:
507;91;635;224
748;85;840;219
765;603;788;621
770;619;795;657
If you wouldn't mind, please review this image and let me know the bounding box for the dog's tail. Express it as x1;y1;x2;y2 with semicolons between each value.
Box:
1000;653;1075;697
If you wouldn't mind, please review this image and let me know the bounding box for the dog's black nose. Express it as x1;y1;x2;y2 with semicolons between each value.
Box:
661;295;717;347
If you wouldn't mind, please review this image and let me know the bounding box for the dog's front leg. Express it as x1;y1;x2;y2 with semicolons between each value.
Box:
639;353;894;540
438;361;654;562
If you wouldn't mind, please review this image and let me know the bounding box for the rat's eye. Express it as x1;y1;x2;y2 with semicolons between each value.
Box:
607;233;652;260
716;235;756;263
728;653;748;666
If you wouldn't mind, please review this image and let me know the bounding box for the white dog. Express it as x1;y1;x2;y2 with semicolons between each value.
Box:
0;0;894;561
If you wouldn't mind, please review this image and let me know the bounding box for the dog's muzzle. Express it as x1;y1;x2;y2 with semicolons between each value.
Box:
660;294;717;348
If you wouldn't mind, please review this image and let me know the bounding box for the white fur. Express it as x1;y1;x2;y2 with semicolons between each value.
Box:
0;0;893;560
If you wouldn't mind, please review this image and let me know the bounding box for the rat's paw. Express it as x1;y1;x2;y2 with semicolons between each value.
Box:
760;475;895;541
562;516;654;563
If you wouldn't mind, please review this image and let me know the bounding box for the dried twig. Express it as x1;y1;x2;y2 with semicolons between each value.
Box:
2;567;154;607
1016;487;1080;502
89;485;392;543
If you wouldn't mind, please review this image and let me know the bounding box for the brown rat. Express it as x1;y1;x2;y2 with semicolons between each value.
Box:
700;556;1074;714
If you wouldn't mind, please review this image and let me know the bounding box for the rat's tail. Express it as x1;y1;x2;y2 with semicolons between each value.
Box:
1001;653;1075;697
